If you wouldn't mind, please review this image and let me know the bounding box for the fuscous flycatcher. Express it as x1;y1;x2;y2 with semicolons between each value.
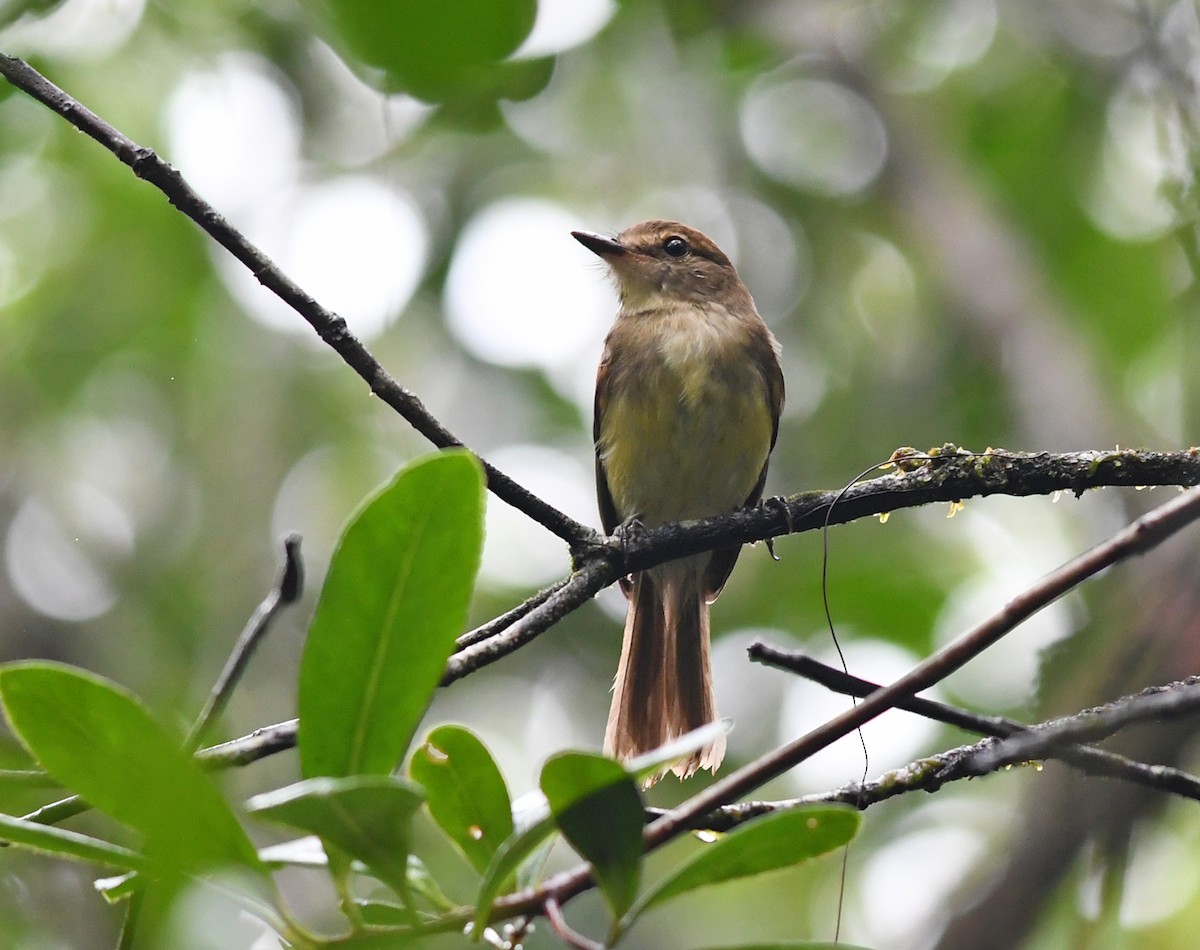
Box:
572;220;785;781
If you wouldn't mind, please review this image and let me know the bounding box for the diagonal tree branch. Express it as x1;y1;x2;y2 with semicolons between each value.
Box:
0;52;595;551
185;534;304;752
962;678;1200;775
647;673;1200;833
748;644;1200;800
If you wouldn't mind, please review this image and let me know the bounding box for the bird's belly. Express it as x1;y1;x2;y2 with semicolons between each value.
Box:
600;368;772;527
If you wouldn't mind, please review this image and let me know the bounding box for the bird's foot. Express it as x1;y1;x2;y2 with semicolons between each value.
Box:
757;495;792;561
613;516;648;551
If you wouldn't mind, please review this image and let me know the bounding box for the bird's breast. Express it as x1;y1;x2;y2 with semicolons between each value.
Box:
597;308;774;526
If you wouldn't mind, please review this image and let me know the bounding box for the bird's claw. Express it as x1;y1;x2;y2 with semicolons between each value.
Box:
758;495;792;561
613;516;648;550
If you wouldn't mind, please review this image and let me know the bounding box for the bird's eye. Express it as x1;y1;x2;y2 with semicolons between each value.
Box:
663;236;689;258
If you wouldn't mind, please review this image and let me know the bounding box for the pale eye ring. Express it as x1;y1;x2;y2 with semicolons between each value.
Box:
663;236;688;258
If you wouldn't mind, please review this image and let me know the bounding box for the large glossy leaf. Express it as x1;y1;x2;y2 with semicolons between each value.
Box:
0;662;262;880
541;752;643;920
0;811;143;870
247;775;424;896
409;724;513;875
298;451;485;780
626;807;860;923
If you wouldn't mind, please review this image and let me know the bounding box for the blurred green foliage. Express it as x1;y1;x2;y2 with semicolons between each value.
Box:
2;0;1200;947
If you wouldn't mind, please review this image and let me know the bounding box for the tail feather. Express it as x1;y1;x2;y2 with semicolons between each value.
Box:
604;567;725;782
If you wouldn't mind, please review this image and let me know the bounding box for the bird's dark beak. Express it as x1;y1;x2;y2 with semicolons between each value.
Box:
572;230;626;258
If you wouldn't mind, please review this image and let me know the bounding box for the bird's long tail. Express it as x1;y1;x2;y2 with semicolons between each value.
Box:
604;565;725;782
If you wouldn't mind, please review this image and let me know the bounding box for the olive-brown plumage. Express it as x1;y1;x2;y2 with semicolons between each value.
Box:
573;220;784;781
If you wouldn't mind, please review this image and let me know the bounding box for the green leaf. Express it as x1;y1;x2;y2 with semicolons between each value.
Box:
298;450;485;780
310;0;538;102
247;775;424;896
472;792;556;938
0;811;143;870
541;752;643;920
409;725;513;875
627;806;860;923
489;56;556;103
0;662;262;881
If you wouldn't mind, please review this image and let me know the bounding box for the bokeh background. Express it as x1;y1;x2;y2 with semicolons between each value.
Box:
3;0;1200;947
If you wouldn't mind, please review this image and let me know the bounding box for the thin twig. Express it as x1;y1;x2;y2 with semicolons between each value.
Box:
608;448;1200;574
455;577;570;650
965;678;1200;774
16;541;306;832
17;794;88;828
443;559;618;684
749;645;1200;800
0;53;594;551
185;534;304;751
195;718;299;769
544;897;605;950
749;643;1020;735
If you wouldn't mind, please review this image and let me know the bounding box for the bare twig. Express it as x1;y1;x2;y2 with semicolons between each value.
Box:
649;679;1200;830
749;644;1200;800
443;559;617;684
16;794;88;828
965;678;1200;774
557;449;1200;586
544;897;605;950
195;718;299;769
0;53;594;551
455;577;570;650
749;642;1020;735
12;540;306;833
185;534;304;752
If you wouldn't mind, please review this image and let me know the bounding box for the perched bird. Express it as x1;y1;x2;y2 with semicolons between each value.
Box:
572;220;784;781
